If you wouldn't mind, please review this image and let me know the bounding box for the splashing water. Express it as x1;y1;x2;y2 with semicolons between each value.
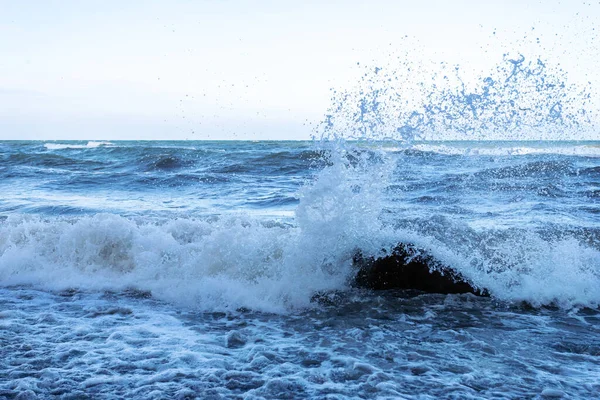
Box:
309;51;600;309
319;54;596;142
2;10;600;398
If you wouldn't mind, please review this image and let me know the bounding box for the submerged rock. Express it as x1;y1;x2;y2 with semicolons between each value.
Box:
352;243;486;295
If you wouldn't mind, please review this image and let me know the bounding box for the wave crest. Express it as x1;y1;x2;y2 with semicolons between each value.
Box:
1;149;599;311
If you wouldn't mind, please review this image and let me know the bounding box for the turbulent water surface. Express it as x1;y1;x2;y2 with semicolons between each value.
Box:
1;140;599;399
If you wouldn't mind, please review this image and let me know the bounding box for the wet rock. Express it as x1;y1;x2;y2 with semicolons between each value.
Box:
352;243;487;295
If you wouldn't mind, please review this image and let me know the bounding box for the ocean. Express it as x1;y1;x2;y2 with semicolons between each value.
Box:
0;139;599;399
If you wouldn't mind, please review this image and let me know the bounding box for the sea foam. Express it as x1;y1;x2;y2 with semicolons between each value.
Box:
44;141;114;150
1;148;598;311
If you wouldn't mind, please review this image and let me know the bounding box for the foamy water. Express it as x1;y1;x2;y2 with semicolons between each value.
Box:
43;141;114;150
2;141;599;311
0;139;599;397
2;46;600;398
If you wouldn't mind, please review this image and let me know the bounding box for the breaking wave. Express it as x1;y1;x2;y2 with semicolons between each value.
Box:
1;148;599;312
1;52;599;312
44;141;114;150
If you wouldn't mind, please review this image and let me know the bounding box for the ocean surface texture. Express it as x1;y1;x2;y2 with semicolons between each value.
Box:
1;140;599;399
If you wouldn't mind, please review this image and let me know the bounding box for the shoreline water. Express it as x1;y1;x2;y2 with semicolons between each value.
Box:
0;140;598;398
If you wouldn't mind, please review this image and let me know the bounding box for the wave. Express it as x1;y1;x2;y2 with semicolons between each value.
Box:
0;143;323;195
2;152;105;170
1;153;598;311
44;141;114;150
0;214;597;312
0;157;388;312
407;143;600;157
4;49;599;311
0;213;365;313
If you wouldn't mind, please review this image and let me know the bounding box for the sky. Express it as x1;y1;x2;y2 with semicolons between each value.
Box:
0;0;599;140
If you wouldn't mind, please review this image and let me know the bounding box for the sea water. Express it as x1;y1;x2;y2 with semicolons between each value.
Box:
0;138;599;399
1;48;600;399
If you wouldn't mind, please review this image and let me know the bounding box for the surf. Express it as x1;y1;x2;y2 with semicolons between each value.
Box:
0;53;599;312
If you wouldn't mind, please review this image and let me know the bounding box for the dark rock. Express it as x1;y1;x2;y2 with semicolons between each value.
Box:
352;243;487;295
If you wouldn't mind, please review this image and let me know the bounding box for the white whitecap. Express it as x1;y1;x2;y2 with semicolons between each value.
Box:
44;141;114;150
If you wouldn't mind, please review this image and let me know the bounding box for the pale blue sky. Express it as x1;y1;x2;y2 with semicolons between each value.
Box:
0;0;598;140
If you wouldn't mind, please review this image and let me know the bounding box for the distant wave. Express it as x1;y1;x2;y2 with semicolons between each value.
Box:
375;142;600;157
409;143;600;157
44;141;114;150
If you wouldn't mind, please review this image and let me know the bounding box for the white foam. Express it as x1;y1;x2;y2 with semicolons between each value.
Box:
426;233;600;308
1;147;598;311
44;141;114;150
410;143;600;157
0;154;398;312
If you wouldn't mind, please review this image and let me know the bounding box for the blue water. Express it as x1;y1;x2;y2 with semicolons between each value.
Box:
0;139;599;398
0;141;321;216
